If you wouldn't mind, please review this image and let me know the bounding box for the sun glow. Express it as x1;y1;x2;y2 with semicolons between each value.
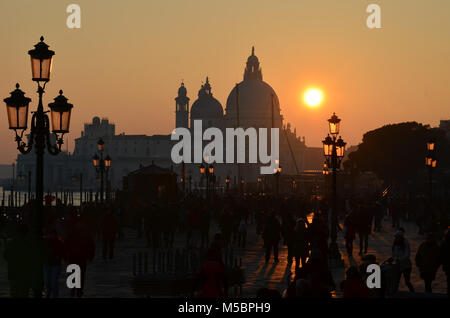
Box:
303;88;323;108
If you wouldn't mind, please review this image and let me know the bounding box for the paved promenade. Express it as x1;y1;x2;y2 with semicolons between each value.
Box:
0;215;447;297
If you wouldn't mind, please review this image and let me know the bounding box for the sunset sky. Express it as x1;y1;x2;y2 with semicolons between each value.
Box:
0;0;449;164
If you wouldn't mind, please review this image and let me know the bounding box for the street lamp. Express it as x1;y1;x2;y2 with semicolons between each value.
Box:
29;36;54;82
328;112;341;136
425;139;437;206
199;163;205;175
199;163;213;199
97;138;105;152
92;138;111;203
276;165;282;195
257;177;262;194
48;90;73;133
322;113;346;264
225;175;230;193
426;139;435;152
92;154;100;167
3;37;73;241
104;155;112;167
322;162;329;175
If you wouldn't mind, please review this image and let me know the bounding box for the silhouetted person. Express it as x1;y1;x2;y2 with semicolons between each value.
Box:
415;233;441;293
355;205;371;256
237;217;247;248
391;229;415;293
293;218;309;269
281;212;296;263
186;207;200;247
100;210;119;260
195;248;228;297
262;211;281;263
391;201;401;229
219;209;233;247
308;214;329;259
341;266;369;298
440;228;450;297
4;224;32;297
294;249;333;298
373;201;384;232
199;205;210;248
65;221;95;297
43;229;65;298
344;212;356;257
209;233;224;265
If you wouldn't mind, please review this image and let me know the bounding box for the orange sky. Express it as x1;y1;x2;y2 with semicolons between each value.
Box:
0;0;449;164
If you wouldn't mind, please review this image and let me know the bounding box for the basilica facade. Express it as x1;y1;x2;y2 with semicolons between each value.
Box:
175;47;310;186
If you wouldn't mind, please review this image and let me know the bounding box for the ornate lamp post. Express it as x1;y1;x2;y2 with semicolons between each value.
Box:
257;177;262;194
322;161;330;197
200;163;206;198
188;175;192;193
199;163;214;199
322;113;346;263
425;139;437;205
276;165;282;195
92;138;111;203
3;37;73;238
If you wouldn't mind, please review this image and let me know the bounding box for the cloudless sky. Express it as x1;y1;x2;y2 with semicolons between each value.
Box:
0;0;449;163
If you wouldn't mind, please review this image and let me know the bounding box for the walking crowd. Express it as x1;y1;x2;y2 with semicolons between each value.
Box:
0;190;449;298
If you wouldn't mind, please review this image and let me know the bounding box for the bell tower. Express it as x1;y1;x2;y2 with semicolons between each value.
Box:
175;82;190;128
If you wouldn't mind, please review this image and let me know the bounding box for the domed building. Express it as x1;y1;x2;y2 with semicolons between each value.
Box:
175;47;310;185
189;77;223;129
225;47;283;130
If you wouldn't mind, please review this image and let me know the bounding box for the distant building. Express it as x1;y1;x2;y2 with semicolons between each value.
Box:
15;117;173;192
440;119;450;139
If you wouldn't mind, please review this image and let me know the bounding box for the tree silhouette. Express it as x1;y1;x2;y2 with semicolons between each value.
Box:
344;122;449;187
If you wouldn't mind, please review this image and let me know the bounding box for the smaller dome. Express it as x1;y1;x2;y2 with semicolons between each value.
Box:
191;96;223;119
190;77;223;120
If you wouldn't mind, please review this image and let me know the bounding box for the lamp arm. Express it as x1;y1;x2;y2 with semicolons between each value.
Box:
44;115;63;155
16;113;37;155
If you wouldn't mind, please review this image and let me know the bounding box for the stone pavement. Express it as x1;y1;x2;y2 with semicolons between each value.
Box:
0;215;447;297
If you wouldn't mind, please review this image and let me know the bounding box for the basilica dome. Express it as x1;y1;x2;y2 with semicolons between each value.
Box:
225;47;281;122
190;77;223;120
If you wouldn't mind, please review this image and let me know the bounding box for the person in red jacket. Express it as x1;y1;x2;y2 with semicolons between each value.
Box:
195;248;228;298
65;220;95;298
342;266;369;298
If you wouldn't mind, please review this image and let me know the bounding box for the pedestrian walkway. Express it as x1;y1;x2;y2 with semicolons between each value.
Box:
0;216;446;297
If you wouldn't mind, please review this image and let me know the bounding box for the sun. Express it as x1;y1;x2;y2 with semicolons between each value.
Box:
303;88;323;108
